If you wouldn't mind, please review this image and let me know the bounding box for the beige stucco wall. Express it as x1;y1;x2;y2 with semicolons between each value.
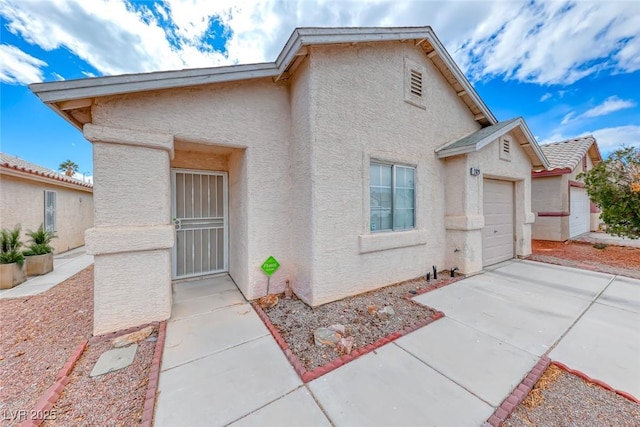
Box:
302;42;480;305
84;131;174;335
0;173;93;254
91;77;294;304
84;39;538;327
443;131;535;273
531;153;599;241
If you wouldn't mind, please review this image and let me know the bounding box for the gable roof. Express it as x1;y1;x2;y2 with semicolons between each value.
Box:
538;136;602;171
29;26;496;130
0;153;93;190
435;117;550;169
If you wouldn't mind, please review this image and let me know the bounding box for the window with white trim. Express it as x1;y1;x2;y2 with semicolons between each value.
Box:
44;190;57;232
370;163;415;232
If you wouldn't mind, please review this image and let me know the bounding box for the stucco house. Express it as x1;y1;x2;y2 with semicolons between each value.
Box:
0;153;94;254
30;26;549;335
531;136;603;241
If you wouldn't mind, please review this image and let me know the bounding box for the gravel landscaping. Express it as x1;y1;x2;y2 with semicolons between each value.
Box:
0;266;93;425
530;239;640;279
504;364;640;426
0;265;154;426
43;330;156;426
262;274;458;371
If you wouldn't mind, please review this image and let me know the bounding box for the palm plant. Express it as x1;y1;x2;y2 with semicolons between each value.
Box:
0;225;24;265
59;160;79;177
24;224;57;256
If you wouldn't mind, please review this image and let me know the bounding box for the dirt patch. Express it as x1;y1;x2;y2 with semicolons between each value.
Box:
262;275;458;372
0;266;93;425
504;364;640;426
530;240;640;279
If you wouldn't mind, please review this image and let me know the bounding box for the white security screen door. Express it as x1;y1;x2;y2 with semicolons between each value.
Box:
171;169;228;279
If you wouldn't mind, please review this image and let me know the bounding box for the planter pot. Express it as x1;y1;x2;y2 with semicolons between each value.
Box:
25;253;54;276
0;262;26;289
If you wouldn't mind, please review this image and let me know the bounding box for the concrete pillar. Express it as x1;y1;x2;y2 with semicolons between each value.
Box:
83;124;175;335
444;156;484;274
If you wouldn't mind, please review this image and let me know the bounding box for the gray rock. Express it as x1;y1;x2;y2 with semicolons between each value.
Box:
314;327;341;346
377;305;395;320
328;324;346;335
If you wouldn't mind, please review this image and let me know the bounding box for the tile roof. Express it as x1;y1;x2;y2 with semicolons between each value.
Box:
0;153;92;189
539;136;600;171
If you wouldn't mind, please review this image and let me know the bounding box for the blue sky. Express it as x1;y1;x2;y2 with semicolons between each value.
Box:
1;0;639;180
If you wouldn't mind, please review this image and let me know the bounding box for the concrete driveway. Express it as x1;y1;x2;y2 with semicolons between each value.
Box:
154;261;639;426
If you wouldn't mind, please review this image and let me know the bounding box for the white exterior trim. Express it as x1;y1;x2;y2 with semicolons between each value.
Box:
30;26;497;130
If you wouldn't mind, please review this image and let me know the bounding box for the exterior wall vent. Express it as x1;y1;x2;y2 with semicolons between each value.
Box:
404;57;426;109
410;69;423;97
499;136;512;161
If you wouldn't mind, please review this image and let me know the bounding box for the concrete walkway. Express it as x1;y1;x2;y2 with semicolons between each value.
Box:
0;246;93;298
574;231;640;248
155;261;639;426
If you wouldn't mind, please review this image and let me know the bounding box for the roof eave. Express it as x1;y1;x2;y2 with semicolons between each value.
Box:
29;26;498;134
436;118;550;170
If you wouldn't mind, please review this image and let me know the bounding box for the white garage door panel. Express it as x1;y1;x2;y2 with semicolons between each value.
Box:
569;187;590;238
483;179;514;266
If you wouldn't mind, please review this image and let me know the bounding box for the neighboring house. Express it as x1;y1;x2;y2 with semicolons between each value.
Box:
0;153;94;254
531;136;603;241
30;26;549;335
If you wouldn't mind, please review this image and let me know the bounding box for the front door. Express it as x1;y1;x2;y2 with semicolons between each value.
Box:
171;169;228;279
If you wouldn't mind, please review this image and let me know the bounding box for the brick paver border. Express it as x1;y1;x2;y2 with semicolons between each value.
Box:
20;340;88;427
141;321;167;427
22;321;167;427
483;356;552;427
253;275;461;383
552;361;639;404
484;357;640;426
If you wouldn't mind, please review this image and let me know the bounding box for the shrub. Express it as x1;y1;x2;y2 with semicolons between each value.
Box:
24;224;56;255
0;225;24;266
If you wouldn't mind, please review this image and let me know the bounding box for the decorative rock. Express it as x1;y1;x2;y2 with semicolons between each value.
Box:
328;324;346;335
258;294;279;309
112;326;154;348
367;305;378;315
338;336;354;354
377;305;395;320
314;327;341;347
90;344;138;377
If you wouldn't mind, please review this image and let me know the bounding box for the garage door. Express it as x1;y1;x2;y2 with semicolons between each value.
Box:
482;179;514;266
569;187;590;238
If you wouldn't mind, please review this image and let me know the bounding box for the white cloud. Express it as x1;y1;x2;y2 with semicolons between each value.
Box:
0;43;46;84
589;125;640;152
81;71;96;78
0;0;638;87
540;92;552;102
456;1;640;85
561;95;636;125
561;112;574;125
538;125;640;153
581;96;636;119
51;72;65;81
72;172;93;184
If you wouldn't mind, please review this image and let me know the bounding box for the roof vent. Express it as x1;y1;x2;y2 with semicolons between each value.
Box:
500;136;512;161
404;57;426;109
410;69;423;97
